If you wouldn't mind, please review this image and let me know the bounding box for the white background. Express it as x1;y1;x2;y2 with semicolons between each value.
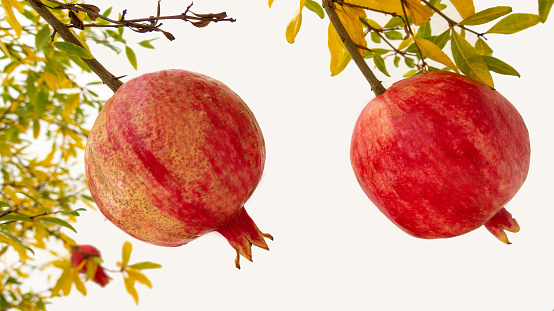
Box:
45;0;554;310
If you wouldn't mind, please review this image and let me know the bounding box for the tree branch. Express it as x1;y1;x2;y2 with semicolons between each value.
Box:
322;0;386;96
26;0;123;93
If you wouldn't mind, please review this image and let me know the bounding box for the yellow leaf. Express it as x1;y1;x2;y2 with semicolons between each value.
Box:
61;93;80;124
414;37;459;72
0;231;30;261
0;40;12;60
398;37;413;50
449;0;475;19
37;143;56;168
3;187;20;204
40;71;60;92
124;276;139;305
1;0;22;37
268;0;274;7
404;0;433;25
72;269;87;296
286;0;306;43
121;241;133;267
336;4;367;55
373;0;403;14
1;63;17;86
328;22;352;76
126;268;153;288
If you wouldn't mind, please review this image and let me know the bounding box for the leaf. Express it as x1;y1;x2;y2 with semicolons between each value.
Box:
138;38;159;49
373;53;390;77
328;23;351;76
16;192;45;208
53;42;94;59
459;6;512;26
268;0;275;7
38;217;77;233
539;0;554;22
33;119;41;139
286;0;306;43
305;0;324;19
77;3;101;21
450;30;493;87
124;276;139;305
414;37;459;73
403;0;433;25
125;46;138;70
432;29;451;49
1;0;23;37
0;201;9;208
449;0;475;19
72;269;87;296
128;261;162;270
486;13;540;34
474;38;493;56
121;241;133;266
0;214;33;222
126;269;152;288
482;56;520;77
384;30;403;40
36;26;52;51
0;230;34;260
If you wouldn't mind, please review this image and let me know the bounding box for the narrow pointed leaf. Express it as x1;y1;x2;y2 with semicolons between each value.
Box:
124;277;139;305
286;0;306;43
1;0;23;37
0;201;9;208
459;6;512;26
414;37;458;73
451;30;493;87
128;261;162;270
328;23;351;76
38;217;77;233
53;42;94;59
486;13;540;34
482;56;520;77
0;214;33;222
539;0;554;22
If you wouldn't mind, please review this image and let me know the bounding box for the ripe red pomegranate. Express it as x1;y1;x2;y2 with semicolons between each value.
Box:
71;244;111;287
85;69;272;268
350;71;530;244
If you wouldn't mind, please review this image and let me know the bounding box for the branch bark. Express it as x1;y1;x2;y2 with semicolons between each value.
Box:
322;0;386;96
27;0;123;93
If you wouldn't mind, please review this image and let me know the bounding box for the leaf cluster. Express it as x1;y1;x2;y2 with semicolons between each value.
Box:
278;0;553;88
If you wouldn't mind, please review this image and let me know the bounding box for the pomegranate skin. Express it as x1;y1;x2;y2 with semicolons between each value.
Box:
350;71;530;243
85;70;271;266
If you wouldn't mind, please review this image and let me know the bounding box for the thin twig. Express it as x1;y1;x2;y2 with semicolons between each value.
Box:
26;0;123;92
322;0;386;96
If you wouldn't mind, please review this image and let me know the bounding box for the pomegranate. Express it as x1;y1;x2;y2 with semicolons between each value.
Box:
350;71;530;244
85;69;272;268
70;244;111;287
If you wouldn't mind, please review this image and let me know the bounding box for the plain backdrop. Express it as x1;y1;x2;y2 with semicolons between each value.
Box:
39;0;554;310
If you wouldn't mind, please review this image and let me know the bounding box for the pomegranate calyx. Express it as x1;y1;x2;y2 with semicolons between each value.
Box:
216;207;272;269
484;208;520;244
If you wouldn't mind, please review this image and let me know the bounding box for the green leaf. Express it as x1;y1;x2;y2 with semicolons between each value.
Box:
384;16;405;28
33;119;40;139
0;201;9;208
384;30;403;40
138;38;158;49
373;53;390;77
370;32;381;43
459;6;512;26
35;26;51;50
432;29;450;49
451;30;494;87
125;46;138;70
16;192;45;208
474;38;493;56
486;13;540;34
0;214;33;222
415;22;431;38
53;42;94;59
38;217;77;233
81;195;95;202
539;0;554;22
482;56;520;77
0;229;35;255
128;261;163;270
305;0;324;19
